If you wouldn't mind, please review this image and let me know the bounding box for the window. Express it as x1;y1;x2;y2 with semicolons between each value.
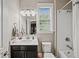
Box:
37;3;53;33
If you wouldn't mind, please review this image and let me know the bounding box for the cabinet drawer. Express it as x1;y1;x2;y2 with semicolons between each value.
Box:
26;51;37;58
11;46;37;51
11;51;25;58
27;46;37;51
11;46;26;51
11;46;20;50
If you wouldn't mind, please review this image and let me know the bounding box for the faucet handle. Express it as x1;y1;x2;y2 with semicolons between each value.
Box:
65;37;70;41
66;45;73;50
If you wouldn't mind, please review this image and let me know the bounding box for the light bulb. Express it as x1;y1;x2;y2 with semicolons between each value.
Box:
20;10;26;16
26;10;31;16
31;10;36;16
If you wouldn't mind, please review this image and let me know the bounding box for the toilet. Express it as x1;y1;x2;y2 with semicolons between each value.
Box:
42;42;55;58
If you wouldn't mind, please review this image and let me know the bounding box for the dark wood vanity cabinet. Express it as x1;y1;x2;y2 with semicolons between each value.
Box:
11;45;37;58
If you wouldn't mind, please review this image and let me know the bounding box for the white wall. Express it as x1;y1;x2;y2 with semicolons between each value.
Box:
76;3;79;58
57;10;72;51
0;0;1;48
72;0;79;57
3;0;8;50
3;0;19;51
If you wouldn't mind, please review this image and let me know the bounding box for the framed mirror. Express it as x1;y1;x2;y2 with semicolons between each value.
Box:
20;9;37;35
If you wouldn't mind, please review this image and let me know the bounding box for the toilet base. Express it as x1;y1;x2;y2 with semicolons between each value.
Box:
43;53;55;58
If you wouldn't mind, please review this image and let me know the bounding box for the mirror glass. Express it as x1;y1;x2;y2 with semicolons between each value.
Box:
19;9;37;35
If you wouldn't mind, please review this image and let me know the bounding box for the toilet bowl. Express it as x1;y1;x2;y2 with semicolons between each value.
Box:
42;42;55;58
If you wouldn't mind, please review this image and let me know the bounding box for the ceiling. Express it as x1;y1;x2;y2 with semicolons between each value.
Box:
37;0;54;3
20;0;54;9
20;0;72;10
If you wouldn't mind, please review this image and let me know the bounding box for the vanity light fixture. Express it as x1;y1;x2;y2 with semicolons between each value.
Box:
25;10;31;16
20;10;26;16
30;10;36;16
20;9;36;17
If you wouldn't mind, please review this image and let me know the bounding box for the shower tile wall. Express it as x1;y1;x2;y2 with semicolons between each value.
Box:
57;10;72;51
0;0;1;48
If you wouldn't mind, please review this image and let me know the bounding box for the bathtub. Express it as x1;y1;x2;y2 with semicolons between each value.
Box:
58;50;74;58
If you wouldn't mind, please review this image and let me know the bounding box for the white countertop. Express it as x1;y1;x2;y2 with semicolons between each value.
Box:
10;38;38;46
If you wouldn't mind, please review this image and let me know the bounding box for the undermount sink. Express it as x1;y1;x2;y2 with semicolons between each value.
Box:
14;39;35;43
10;37;38;45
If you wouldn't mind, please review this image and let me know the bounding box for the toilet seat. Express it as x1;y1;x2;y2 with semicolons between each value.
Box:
44;53;55;58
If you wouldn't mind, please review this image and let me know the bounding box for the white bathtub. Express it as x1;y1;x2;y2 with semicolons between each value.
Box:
58;50;74;58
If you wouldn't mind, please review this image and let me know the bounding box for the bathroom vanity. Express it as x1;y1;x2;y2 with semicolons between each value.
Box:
11;45;37;58
10;38;38;58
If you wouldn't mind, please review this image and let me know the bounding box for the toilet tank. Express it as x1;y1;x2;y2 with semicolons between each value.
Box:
42;42;51;53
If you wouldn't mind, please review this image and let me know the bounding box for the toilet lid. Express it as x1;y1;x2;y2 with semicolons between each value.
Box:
44;53;55;58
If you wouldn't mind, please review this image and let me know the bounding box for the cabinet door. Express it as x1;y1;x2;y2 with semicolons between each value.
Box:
27;46;37;51
26;51;37;58
11;46;26;51
11;51;25;58
25;46;37;58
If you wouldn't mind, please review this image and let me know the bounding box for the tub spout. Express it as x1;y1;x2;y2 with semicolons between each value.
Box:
66;45;73;50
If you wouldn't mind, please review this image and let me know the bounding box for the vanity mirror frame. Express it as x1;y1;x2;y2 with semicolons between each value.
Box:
19;9;37;35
